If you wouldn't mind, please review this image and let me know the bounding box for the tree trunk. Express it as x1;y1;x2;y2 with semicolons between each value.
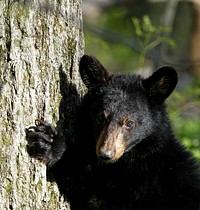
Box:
0;0;84;209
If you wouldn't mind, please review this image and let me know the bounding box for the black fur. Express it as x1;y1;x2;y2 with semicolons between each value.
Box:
26;55;200;210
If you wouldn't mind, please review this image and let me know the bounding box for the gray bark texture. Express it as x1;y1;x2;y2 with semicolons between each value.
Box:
0;0;84;209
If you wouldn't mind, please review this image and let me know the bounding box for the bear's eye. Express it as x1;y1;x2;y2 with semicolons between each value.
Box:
124;120;135;130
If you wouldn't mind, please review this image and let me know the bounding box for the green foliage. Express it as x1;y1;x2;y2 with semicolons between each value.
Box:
132;15;176;67
84;7;140;72
85;30;138;72
168;80;200;160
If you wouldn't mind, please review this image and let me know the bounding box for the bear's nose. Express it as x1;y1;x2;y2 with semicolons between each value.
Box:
98;149;114;161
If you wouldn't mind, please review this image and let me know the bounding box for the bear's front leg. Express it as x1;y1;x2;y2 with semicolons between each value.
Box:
26;119;66;166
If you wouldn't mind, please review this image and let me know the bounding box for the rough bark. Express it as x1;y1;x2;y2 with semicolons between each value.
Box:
0;0;84;209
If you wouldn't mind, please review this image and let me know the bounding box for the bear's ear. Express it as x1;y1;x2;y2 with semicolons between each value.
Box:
143;66;178;103
79;55;110;91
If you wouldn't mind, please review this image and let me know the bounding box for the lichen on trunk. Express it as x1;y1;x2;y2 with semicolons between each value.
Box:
0;0;84;209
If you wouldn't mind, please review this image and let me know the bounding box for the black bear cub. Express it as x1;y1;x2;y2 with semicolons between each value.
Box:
26;55;200;210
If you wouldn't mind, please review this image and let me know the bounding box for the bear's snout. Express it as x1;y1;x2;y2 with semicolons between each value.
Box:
98;149;114;161
96;125;126;163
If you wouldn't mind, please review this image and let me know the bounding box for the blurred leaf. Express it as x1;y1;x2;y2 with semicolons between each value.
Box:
157;36;176;47
131;15;175;67
132;18;143;37
142;15;156;34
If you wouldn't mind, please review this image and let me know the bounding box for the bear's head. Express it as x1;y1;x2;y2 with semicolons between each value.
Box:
79;55;178;163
